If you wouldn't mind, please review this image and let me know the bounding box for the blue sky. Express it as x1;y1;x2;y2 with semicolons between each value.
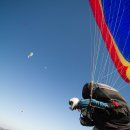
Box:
0;1;129;130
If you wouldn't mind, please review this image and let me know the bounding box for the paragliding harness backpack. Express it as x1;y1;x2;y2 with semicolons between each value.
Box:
80;82;130;124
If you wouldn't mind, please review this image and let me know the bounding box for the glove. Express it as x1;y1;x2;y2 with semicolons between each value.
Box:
80;116;94;126
69;97;80;110
80;116;88;126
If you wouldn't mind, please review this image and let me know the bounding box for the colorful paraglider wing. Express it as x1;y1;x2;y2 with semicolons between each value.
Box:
89;0;130;83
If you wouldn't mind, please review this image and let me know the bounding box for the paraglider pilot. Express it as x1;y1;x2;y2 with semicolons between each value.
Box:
69;82;130;130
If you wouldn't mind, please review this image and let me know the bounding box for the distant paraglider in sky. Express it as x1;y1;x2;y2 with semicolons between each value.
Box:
28;52;34;59
44;66;47;70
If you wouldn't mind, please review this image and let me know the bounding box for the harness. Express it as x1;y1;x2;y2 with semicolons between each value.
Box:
80;81;94;122
80;82;129;123
80;82;130;127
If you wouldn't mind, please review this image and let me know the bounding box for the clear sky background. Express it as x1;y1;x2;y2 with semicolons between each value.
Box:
0;1;129;130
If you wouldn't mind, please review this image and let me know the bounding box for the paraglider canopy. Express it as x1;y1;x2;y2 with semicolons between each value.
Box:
89;0;130;83
27;52;34;59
